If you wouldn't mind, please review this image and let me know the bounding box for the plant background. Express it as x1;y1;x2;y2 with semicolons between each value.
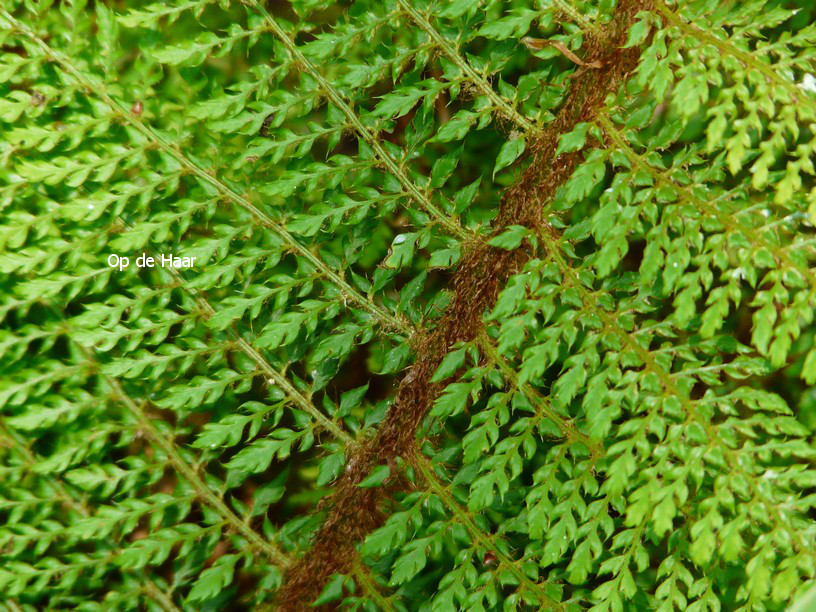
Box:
2;0;816;610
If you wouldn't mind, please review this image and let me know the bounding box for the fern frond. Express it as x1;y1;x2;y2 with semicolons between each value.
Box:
2;0;816;609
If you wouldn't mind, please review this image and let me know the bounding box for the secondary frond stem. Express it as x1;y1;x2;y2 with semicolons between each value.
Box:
245;0;472;242
101;371;292;566
0;9;408;338
598;115;816;290
654;0;809;109
553;0;602;34
412;453;564;611
0;421;89;518
543;230;814;562
52;328;291;567
141;582;181;612
476;334;602;456
105;235;355;509
154;260;354;445
351;560;397;612
396;0;537;132
0;421;181;612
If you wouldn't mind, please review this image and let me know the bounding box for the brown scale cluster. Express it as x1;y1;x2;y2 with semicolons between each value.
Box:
275;1;650;608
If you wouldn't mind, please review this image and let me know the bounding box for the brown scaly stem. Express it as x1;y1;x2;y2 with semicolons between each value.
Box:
273;1;650;608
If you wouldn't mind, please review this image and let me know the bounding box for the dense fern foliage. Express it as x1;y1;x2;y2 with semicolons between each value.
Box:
3;0;816;609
